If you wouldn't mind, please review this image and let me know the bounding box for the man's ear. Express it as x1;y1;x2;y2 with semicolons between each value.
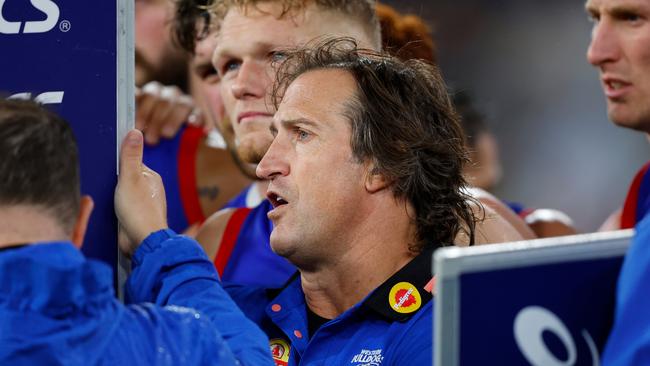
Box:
364;165;391;193
71;195;94;249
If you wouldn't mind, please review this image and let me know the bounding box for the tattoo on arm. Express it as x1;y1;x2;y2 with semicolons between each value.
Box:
198;186;220;201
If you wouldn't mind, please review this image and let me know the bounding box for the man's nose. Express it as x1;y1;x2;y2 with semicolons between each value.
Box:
231;61;267;100
587;19;619;67
256;135;289;180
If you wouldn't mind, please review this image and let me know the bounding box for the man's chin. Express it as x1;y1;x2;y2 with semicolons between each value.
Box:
269;237;294;260
609;107;650;133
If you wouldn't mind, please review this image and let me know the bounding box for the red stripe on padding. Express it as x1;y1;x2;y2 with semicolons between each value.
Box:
178;125;207;226
621;162;650;229
214;207;252;276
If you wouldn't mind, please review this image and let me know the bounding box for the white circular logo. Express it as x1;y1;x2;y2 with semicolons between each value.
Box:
514;306;576;366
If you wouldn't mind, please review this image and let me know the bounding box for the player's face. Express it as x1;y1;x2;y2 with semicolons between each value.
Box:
212;3;373;164
191;31;225;130
587;0;650;131
257;69;370;267
135;0;187;87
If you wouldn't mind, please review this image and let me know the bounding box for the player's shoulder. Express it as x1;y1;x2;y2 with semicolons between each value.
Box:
196;208;239;259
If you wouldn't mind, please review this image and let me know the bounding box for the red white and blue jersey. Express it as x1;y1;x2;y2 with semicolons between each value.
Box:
214;199;296;287
143;124;206;232
620;161;650;228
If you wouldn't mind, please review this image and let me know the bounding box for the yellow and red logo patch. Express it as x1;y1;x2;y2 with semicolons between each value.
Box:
388;281;422;314
269;338;290;366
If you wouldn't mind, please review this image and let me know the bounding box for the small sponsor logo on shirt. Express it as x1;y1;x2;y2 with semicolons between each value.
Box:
350;348;384;365
388;281;422;314
269;338;290;366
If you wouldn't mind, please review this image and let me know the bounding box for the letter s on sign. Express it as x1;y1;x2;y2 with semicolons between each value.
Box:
0;0;60;34
513;306;577;366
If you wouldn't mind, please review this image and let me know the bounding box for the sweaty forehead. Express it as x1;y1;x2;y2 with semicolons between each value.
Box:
276;69;357;124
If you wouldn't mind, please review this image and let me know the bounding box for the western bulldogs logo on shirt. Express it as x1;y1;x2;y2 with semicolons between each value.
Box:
350;349;384;366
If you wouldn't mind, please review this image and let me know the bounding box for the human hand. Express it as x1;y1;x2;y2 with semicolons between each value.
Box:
135;81;204;145
115;129;168;256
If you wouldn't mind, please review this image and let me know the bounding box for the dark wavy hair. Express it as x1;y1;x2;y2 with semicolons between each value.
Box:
272;37;478;251
172;0;214;54
0;99;80;234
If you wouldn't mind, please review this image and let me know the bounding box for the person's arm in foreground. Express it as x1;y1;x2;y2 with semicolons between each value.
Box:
115;129;273;366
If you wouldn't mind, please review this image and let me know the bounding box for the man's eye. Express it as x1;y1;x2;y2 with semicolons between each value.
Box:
616;11;642;23
218;60;241;77
296;129;310;141
198;67;219;82
270;51;287;62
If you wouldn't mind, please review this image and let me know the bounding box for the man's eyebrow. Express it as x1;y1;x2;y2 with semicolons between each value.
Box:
280;118;319;129
610;4;646;18
279;118;319;129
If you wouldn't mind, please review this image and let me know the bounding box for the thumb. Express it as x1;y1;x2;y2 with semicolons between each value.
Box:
119;129;144;176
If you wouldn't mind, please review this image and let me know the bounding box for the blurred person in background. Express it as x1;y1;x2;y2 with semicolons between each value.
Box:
377;3;545;240
586;0;650;363
453;91;578;238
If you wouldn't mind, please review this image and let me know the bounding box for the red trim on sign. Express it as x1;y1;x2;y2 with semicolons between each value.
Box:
178;125;207;225
621;162;650;229
214;207;252;276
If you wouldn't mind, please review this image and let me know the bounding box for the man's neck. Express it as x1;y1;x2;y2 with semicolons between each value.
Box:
300;201;418;319
0;205;69;247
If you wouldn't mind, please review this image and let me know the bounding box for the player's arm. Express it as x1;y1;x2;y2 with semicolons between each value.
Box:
600;207;622;231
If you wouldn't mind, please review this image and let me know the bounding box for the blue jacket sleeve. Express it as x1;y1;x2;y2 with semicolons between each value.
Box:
125;229;274;366
110;303;240;366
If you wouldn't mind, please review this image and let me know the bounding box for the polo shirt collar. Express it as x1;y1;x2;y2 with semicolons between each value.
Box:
360;246;435;322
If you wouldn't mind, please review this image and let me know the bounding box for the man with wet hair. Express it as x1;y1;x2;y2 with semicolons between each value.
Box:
225;37;476;365
0;99;272;365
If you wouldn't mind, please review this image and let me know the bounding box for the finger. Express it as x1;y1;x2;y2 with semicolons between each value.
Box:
119;129;144;177
187;107;204;126
136;82;163;144
147;86;181;139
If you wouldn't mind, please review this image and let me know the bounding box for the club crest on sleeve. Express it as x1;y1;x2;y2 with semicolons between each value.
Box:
269;338;290;366
388;281;421;314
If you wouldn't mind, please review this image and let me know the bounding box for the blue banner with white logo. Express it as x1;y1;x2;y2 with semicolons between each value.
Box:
0;0;118;266
458;257;622;365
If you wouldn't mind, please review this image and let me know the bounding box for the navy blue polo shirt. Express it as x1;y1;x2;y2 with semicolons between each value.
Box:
226;247;435;365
